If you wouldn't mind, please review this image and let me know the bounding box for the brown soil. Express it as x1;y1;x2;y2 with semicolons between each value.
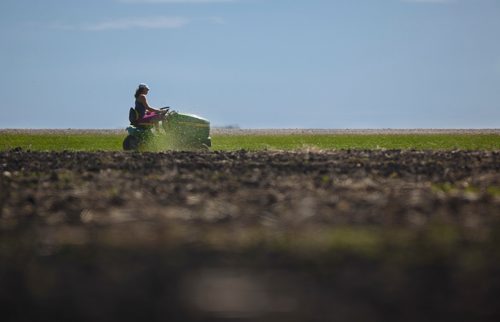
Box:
1;149;499;322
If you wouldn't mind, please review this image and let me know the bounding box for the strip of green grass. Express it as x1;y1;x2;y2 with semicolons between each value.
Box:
214;134;500;151
0;133;124;151
0;133;498;151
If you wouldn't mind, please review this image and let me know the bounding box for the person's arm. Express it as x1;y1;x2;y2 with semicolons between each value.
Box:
138;95;160;113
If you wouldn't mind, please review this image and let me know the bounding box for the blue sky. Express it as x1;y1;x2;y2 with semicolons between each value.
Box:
0;0;499;129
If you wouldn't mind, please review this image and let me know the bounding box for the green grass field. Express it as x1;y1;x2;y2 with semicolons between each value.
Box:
0;132;499;151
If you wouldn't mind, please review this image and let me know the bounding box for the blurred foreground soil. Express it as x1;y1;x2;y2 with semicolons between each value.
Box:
1;149;500;322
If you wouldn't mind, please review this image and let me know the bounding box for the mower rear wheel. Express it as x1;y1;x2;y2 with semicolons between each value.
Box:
123;135;140;151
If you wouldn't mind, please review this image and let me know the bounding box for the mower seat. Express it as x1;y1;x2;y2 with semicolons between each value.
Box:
129;108;154;128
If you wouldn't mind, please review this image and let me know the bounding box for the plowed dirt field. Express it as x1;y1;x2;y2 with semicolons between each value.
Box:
1;149;499;322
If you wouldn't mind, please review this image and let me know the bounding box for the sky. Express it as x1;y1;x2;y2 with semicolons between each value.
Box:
0;0;499;129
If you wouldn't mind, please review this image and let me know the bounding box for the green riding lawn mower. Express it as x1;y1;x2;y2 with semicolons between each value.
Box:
123;107;212;151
